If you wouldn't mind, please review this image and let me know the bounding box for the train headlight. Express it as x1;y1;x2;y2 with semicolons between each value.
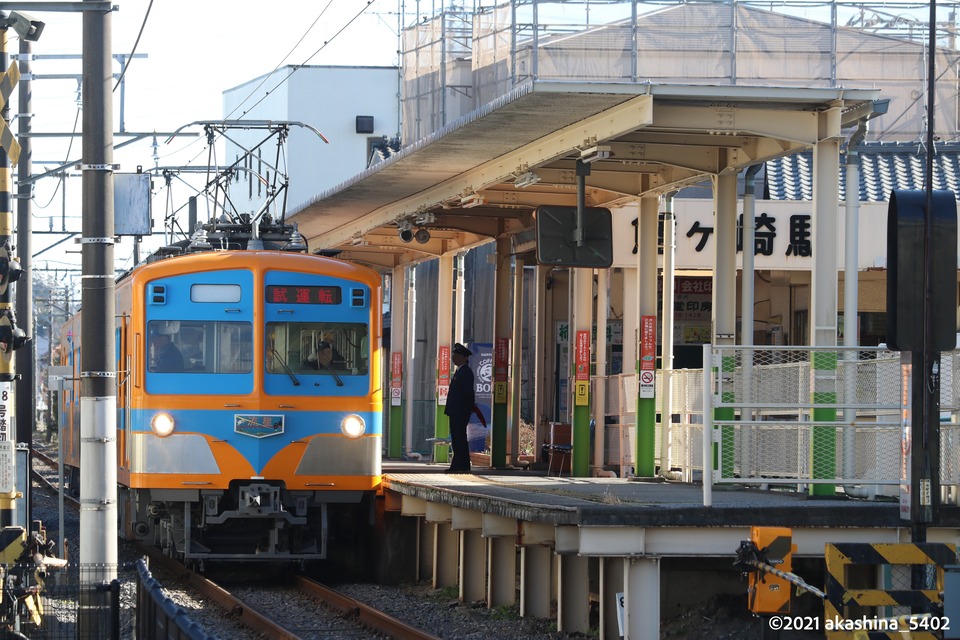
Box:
341;414;366;439
150;412;175;437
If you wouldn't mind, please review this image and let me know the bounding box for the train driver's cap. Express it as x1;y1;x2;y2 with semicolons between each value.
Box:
453;343;472;357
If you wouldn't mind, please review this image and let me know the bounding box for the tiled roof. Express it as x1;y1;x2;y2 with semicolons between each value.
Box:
764;142;960;201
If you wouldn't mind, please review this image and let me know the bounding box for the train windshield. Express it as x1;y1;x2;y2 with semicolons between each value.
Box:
266;322;369;376
148;320;253;374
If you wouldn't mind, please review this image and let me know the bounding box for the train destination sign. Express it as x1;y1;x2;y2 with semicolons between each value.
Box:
265;285;342;305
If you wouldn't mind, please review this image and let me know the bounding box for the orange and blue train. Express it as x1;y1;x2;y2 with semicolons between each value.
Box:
59;244;383;565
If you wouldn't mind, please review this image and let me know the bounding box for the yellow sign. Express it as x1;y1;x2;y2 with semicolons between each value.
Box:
575;380;589;405
494;381;507;403
0;63;20;166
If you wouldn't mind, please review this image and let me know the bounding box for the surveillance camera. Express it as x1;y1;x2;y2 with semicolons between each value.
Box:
5;12;44;42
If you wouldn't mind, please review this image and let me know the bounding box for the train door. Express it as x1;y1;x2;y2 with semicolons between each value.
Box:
116;317;131;472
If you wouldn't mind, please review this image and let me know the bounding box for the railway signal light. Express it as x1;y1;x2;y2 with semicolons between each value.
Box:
0;242;21;295
0;311;26;352
0;311;25;382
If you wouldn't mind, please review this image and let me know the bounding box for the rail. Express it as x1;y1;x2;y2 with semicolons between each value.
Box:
135;559;216;640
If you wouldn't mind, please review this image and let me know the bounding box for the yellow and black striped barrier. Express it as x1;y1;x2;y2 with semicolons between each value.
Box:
824;542;957;640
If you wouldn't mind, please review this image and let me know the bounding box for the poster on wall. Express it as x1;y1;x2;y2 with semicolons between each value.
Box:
467;342;493;452
660;276;713;344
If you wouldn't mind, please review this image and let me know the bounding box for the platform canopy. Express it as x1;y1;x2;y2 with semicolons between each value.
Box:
287;81;882;270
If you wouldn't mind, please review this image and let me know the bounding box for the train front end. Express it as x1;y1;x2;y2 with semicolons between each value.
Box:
118;251;382;564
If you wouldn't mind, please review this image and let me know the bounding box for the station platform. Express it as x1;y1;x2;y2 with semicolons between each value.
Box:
379;462;960;639
382;463;960;550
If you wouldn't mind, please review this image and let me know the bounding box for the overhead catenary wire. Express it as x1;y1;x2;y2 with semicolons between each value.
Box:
112;0;154;92
167;1;372;177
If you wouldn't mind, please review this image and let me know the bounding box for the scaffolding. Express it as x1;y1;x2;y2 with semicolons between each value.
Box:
400;0;960;144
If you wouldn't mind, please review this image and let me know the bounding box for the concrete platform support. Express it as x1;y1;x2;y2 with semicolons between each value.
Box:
623;557;660;640
520;545;552;618
418;517;435;583
487;536;517;607
434;522;459;589
461;530;486;603
558;554;590;633
600;557;625;640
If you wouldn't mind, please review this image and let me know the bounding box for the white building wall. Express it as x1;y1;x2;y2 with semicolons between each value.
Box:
222;66;400;215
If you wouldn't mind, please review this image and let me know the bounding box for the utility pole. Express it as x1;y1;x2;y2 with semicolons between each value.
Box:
80;0;117;635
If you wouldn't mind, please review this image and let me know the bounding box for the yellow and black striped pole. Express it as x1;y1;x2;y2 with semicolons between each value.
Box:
0;25;23;522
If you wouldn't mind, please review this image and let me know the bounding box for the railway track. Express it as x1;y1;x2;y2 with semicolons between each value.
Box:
33;447;441;639
137;542;442;640
31;446;78;507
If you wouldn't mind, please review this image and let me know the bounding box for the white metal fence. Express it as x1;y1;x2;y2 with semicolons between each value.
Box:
594;345;960;502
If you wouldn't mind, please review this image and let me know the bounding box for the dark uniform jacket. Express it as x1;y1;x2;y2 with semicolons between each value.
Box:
444;364;475;418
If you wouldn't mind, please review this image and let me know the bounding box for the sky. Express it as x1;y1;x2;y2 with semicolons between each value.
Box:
17;0;407;277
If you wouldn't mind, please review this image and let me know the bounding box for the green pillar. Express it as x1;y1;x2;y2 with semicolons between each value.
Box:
718;353;735;477
388;351;404;458
636;315;656;478
435;345;451;464
572;328;591;477
572;267;593;477
636;195;660;478
811;350;837;496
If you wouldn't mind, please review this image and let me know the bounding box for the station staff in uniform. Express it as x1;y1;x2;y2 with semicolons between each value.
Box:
444;343;476;473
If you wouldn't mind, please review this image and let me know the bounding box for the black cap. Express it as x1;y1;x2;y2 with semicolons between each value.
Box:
452;343;472;357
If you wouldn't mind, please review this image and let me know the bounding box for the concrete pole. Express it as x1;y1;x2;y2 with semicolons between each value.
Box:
15;39;32;497
533;265;549;457
80;0;118;587
511;256;523;463
454;252;465;344
572;266;592;477
713;174;738;479
635;195;658;478
594;267;608;472
843;124;865;480
388;265;406;459
433;254;454;464
741;165;761;478
810;132;841;496
621;266;637;473
660;194;676;474
404;268;416;456
492;236;511;468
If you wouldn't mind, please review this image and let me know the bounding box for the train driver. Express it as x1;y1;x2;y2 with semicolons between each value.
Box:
303;340;335;370
151;325;184;372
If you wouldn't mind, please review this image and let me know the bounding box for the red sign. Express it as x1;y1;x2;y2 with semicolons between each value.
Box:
640;316;656;371
575;330;590;381
438;345;450;384
495;337;509;382
639;316;656;398
390;351;403;388
437;345;451;406
265;285;342;305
